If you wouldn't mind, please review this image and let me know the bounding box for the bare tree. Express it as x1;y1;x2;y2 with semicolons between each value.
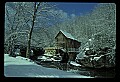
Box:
23;2;58;58
25;2;40;58
5;2;29;55
5;2;60;58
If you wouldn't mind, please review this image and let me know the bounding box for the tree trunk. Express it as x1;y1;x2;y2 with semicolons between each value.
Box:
26;36;31;58
26;16;35;58
26;2;38;58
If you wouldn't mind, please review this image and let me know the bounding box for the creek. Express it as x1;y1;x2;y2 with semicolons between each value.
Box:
35;61;115;78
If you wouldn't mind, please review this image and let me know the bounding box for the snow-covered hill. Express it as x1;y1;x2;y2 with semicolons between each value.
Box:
4;54;93;78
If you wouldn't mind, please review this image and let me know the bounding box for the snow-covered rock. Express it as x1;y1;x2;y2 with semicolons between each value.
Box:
69;61;81;67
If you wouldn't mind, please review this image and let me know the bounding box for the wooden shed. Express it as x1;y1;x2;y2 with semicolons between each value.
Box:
55;30;81;61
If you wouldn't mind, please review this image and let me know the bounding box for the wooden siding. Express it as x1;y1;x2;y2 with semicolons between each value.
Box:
55;30;81;61
55;31;81;52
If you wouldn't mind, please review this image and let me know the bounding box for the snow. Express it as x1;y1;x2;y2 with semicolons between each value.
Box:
43;53;53;57
85;48;90;51
38;56;48;60
69;61;81;67
60;30;78;41
4;54;93;78
93;55;104;61
38;55;61;62
76;51;85;59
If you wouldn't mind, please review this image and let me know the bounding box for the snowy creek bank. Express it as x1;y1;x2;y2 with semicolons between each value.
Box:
4;54;92;78
35;60;115;78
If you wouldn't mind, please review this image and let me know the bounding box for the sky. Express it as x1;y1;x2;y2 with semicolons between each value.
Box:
51;2;99;16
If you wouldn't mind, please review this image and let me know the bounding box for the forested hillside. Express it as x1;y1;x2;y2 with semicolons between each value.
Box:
47;3;116;50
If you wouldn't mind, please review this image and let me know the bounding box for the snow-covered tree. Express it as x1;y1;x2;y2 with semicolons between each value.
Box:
5;2;29;55
5;2;61;58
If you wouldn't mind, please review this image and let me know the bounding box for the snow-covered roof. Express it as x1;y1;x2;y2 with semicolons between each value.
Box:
56;30;80;42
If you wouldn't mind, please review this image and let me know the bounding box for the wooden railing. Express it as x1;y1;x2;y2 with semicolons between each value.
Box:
55;42;80;53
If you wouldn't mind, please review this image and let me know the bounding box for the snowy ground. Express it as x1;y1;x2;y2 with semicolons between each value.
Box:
4;54;93;78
